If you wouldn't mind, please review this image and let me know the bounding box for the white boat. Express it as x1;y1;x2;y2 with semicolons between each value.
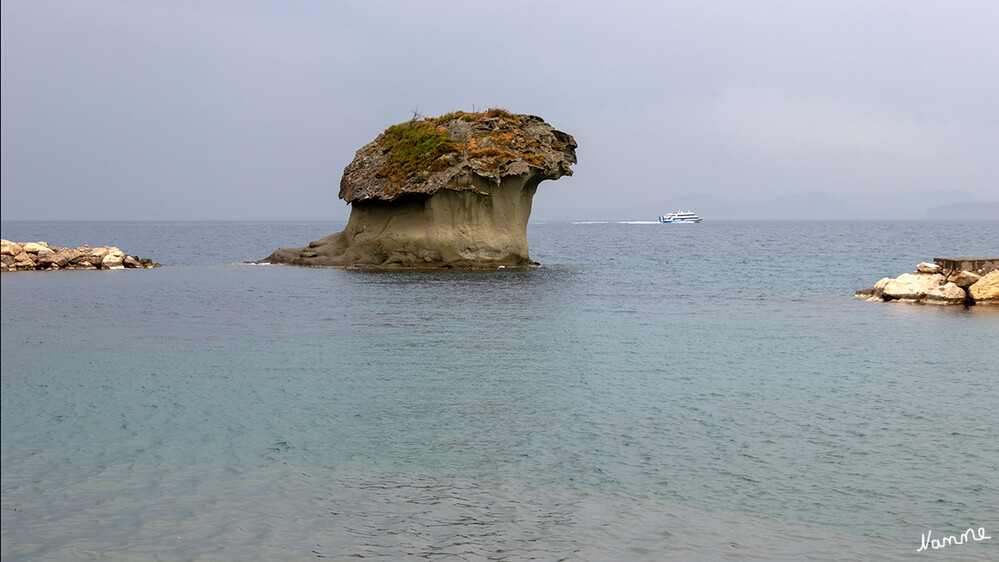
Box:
658;210;702;223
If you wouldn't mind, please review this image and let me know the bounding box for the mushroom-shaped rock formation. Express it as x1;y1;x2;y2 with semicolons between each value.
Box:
261;109;577;268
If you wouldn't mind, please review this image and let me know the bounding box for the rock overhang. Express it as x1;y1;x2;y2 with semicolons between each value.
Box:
338;109;577;204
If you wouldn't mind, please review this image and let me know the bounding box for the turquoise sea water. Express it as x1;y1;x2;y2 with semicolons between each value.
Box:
2;220;997;560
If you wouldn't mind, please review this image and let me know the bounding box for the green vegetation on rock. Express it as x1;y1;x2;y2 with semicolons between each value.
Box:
376;121;459;187
376;108;538;187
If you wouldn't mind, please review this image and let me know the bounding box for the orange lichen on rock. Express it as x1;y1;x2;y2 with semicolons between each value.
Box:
339;109;576;203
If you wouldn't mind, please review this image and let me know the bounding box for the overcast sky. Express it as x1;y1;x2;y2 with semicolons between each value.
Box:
2;0;996;220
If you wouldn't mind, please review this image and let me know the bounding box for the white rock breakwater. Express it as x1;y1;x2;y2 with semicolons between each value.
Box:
1;240;161;272
855;260;999;305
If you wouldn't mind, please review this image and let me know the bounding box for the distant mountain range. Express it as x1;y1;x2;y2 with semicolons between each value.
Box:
923;200;999;220
662;191;999;220
533;190;999;221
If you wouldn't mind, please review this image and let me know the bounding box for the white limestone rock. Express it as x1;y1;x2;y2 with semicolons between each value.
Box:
882;273;944;301
101;249;127;269
21;242;50;253
916;262;942;274
969;271;999;303
1;240;22;256
924;282;967;304
948;270;982;288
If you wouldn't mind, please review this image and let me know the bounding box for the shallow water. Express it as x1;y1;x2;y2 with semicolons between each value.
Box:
2;220;997;560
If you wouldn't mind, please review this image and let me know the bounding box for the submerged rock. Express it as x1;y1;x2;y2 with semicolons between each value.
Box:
260;109;577;269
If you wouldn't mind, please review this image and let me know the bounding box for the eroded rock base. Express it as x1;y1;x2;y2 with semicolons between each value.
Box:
261;175;540;269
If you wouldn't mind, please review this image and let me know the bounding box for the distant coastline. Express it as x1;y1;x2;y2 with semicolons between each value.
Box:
531;191;999;222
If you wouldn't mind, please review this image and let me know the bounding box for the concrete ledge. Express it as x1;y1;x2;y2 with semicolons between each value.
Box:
934;258;999;276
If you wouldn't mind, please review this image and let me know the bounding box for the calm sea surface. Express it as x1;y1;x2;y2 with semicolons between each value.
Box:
2;220;997;560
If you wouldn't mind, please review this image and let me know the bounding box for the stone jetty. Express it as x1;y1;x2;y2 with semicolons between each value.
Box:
855;258;999;305
1;240;161;271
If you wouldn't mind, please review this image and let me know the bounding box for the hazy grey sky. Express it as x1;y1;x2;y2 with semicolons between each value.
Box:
2;1;996;220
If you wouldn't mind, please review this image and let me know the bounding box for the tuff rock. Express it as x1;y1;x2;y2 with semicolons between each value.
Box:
260;109;577;269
